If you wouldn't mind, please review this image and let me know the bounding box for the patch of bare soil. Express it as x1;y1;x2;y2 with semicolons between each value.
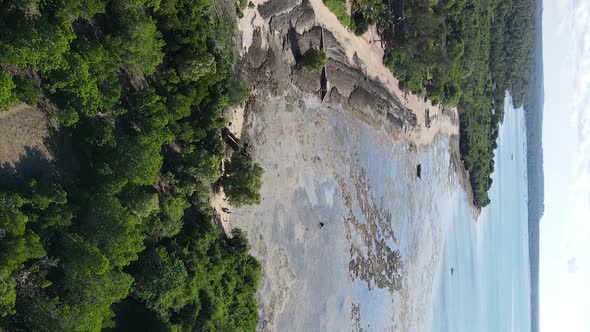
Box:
0;103;54;177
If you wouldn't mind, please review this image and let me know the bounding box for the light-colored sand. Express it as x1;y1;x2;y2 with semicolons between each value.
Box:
209;185;232;234
0;103;53;170
307;0;459;145
346;0;352;14
226;104;246;140
238;0;270;55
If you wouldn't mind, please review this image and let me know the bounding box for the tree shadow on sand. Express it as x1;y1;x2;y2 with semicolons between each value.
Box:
0;125;79;185
0;146;54;180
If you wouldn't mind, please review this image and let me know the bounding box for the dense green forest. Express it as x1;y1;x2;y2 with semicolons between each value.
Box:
330;0;536;206
0;0;262;331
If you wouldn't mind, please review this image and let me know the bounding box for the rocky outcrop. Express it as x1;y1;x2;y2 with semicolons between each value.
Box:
240;0;416;135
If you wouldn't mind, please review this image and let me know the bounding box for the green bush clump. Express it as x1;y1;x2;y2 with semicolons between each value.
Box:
0;71;17;110
350;0;384;35
300;49;328;72
14;77;41;105
222;153;263;207
323;0;351;26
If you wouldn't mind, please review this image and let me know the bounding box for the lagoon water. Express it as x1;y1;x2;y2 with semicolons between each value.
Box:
430;93;531;331
234;92;531;331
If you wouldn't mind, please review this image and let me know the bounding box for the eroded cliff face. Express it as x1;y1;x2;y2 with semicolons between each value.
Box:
226;1;466;330
239;2;418;133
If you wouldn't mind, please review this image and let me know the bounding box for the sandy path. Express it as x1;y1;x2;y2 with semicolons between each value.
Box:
209;104;247;235
212;0;273;235
209;186;231;234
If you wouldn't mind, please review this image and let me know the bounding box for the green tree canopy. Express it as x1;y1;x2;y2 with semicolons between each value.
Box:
300;49;327;72
0;71;17;111
79;194;144;268
131;247;188;316
221;153;263;207
0;0;263;330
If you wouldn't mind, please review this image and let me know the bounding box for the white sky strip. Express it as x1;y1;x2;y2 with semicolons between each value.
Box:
541;0;590;331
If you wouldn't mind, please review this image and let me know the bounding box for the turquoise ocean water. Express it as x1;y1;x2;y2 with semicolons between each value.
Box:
430;93;531;331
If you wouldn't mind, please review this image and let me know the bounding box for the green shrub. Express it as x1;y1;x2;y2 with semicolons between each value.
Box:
300;49;327;72
236;0;247;19
351;13;369;35
147;195;189;239
351;0;385;35
132;247;188;315
0;70;17;110
323;0;351;26
221;153;263;207
14;77;41;105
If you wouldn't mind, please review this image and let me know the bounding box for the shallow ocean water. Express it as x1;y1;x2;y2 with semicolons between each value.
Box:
233;92;530;331
430;94;531;332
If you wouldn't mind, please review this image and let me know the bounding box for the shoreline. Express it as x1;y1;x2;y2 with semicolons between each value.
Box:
304;0;479;213
307;0;459;146
310;0;480;215
212;0;480;234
